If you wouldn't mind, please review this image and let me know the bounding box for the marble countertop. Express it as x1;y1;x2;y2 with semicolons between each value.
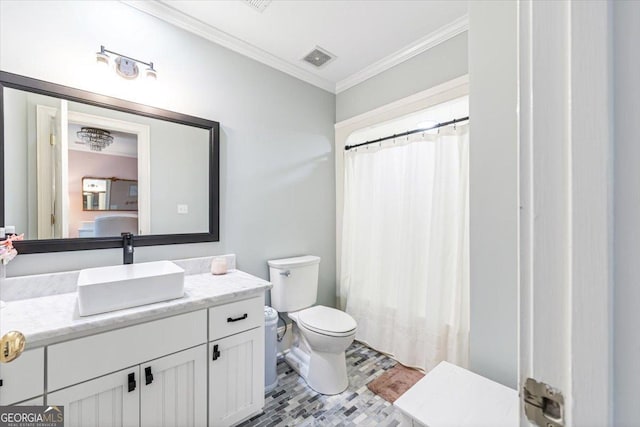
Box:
0;267;271;349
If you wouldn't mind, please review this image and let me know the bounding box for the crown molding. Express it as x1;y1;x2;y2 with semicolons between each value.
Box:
122;0;335;93
335;15;469;94
123;1;467;96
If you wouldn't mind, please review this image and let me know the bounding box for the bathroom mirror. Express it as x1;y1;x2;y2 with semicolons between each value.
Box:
0;71;220;254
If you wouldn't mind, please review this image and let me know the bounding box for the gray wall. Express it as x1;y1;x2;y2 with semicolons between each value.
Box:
614;2;640;425
335;32;468;122
0;1;337;308
468;2;517;388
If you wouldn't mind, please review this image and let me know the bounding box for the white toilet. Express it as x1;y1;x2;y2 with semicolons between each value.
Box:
268;255;357;395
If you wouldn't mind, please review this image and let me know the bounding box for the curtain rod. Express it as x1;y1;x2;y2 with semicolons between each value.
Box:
344;116;469;151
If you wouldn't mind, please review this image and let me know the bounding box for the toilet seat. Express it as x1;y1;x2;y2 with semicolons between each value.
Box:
297;305;357;337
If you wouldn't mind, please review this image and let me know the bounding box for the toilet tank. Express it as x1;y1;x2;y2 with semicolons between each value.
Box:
268;255;320;312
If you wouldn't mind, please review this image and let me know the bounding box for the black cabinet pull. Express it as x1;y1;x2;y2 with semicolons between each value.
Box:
212;344;221;361
128;373;136;392
227;313;248;323
145;366;154;385
0;379;3;387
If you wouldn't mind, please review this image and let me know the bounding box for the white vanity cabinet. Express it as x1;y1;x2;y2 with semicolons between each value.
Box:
0;348;44;405
0;284;268;427
47;310;208;427
208;296;265;427
48;345;207;427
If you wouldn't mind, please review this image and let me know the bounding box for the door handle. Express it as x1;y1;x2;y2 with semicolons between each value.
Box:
128;372;136;392
227;314;248;323
145;366;154;385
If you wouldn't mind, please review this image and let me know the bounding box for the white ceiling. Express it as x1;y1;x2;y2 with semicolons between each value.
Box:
126;0;468;93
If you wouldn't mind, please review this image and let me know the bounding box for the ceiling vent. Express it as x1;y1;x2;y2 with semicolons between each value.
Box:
302;47;336;68
242;0;272;13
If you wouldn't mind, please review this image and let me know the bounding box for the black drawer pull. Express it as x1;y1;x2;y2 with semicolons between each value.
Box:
128;372;136;392
145;366;154;385
227;313;248;323
212;344;221;361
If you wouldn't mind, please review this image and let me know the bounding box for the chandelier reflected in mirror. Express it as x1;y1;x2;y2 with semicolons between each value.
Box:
76;127;114;151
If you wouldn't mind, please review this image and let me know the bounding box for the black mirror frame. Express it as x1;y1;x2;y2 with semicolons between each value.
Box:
0;71;220;254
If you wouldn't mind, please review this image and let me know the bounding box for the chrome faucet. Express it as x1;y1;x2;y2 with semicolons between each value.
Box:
122;232;134;265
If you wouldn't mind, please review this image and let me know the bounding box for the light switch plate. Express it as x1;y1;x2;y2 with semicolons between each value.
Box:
177;204;188;214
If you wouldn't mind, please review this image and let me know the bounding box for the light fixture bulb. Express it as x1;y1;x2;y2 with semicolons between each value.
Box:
145;64;157;80
96;51;110;66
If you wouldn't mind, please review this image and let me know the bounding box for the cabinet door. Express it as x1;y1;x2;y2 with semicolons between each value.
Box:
209;327;264;427
0;347;44;405
47;367;139;427
140;345;207;427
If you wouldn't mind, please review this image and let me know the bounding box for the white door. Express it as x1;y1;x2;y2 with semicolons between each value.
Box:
140;345;207;427
35;101;68;239
47;367;139;427
518;1;611;426
209;328;264;427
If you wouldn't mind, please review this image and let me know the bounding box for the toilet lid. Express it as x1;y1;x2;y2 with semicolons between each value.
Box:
298;306;357;335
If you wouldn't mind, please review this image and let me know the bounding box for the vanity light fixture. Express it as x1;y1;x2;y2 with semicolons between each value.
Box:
76;127;114;152
95;45;157;80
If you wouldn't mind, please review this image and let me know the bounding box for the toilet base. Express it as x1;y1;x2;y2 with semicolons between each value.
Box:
284;326;350;396
285;346;349;395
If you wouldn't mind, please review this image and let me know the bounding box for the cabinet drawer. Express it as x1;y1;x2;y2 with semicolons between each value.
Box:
209;297;263;341
0;348;44;405
48;310;206;392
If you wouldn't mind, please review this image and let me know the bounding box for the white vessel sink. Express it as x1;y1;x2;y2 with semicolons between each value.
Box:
77;261;185;316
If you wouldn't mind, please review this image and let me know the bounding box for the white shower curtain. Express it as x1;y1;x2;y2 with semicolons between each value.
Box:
340;125;469;371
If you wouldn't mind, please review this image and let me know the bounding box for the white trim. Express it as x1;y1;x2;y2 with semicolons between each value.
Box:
568;2;612;425
335;75;469;131
67;146;138;159
60;102;69;239
122;0;335;93
67;111;151;236
518;1;612;425
335;15;469;93
35;105;58;239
